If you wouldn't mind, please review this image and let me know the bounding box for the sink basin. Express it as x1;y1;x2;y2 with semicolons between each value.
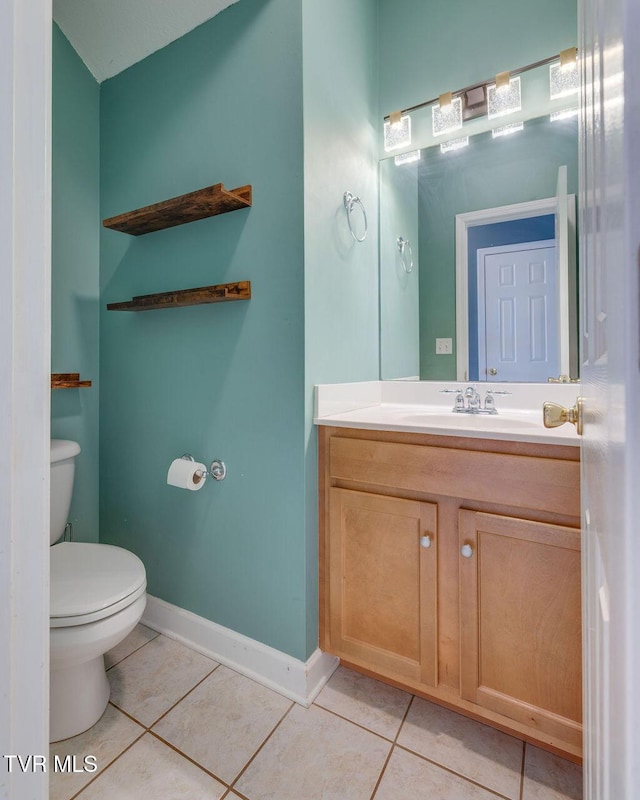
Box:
397;413;541;430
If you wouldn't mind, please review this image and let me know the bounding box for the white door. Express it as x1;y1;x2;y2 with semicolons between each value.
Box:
0;1;51;798
477;240;558;381
579;0;640;796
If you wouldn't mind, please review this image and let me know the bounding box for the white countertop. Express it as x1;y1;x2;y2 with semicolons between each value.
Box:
314;381;581;447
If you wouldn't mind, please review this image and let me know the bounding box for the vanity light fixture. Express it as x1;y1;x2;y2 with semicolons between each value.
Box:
550;106;579;122
487;74;522;119
549;47;579;99
384;111;412;152
440;136;469;153
394;149;421;166
382;49;576;154
432;92;463;137
492;121;524;138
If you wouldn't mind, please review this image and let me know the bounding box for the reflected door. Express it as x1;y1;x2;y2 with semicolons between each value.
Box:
477;240;558;381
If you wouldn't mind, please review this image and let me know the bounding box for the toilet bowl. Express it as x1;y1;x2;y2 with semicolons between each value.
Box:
50;440;147;742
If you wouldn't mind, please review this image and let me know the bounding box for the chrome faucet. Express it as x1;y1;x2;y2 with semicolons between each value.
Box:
446;386;502;415
464;386;481;411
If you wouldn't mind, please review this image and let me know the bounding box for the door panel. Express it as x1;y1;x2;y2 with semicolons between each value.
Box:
459;510;582;747
328;488;438;686
477;240;558;381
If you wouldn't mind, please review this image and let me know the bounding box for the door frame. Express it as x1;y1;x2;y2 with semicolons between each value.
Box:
455;196;576;381
0;0;51;794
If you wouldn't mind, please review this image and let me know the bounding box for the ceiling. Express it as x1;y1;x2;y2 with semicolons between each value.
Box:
53;0;241;83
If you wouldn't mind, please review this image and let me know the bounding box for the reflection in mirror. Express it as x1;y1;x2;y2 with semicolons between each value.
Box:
380;113;578;382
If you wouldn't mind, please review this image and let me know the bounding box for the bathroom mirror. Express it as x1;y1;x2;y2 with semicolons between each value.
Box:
379;112;578;382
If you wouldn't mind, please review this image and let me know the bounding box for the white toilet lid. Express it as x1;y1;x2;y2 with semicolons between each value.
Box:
51;542;146;625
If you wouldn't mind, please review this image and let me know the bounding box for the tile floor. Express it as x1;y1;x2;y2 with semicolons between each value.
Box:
50;625;583;800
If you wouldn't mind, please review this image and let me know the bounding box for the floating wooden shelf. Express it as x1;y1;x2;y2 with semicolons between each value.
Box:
51;373;92;389
102;183;252;236
107;281;251;312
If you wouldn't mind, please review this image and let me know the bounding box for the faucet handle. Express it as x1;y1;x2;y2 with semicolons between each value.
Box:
484;392;496;412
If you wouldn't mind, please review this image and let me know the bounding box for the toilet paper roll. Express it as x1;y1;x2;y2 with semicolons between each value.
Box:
167;458;207;491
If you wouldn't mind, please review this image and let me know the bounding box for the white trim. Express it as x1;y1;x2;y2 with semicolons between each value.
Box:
455;196;576;381
0;0;51;795
142;595;339;707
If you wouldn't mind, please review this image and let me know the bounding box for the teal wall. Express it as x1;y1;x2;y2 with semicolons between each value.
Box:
418;116;578;379
302;0;379;387
302;0;380;656
99;0;310;660
378;0;577;118
379;157;420;379
51;24;100;542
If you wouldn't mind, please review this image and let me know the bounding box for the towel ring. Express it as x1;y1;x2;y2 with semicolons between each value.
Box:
343;191;368;243
397;237;414;273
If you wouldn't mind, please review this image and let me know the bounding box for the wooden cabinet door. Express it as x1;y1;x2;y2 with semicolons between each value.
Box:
459;510;582;749
328;488;438;686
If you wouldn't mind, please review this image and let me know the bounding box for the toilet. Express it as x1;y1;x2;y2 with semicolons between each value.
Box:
50;439;147;742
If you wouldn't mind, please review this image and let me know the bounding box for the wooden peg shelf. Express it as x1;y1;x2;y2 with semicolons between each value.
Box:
51;373;92;389
107;280;251;312
102;183;252;236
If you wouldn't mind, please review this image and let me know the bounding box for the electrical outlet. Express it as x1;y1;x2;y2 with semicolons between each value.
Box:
435;338;453;355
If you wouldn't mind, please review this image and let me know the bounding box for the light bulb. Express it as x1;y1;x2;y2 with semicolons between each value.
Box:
432;96;463;137
492;122;524;138
487;76;521;119
383;115;412;152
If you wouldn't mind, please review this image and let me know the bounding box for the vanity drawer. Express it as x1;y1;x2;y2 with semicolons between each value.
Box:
329;436;580;516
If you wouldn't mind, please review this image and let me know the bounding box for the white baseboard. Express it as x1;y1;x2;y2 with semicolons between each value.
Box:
142;595;339;707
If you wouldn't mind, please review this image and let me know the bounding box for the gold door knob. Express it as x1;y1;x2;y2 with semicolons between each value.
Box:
543;397;584;435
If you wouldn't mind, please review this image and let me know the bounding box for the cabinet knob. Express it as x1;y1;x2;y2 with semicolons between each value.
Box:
420;535;432;548
460;544;474;558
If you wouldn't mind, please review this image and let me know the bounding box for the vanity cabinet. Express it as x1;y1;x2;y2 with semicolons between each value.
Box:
319;426;582;761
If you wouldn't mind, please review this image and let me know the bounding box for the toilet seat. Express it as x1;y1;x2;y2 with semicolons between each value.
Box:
51;542;146;628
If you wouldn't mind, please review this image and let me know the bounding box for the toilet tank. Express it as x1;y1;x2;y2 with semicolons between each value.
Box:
50;440;81;545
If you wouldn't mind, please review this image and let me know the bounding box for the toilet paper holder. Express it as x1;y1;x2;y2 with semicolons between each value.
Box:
181;454;227;482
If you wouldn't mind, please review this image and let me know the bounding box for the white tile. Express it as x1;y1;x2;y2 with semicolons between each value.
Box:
104;624;159;669
153;665;292;784
108;634;217;726
315;666;411;740
235;704;391;800
374;746;504;800
49;704;144;800
397;698;523;799
522;745;583;800
75;733;226;799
